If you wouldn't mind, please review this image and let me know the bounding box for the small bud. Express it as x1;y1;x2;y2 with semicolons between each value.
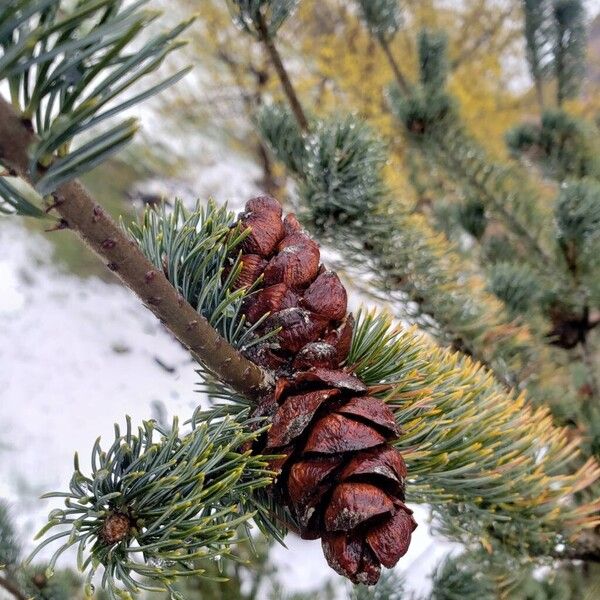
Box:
32;573;47;589
100;512;131;545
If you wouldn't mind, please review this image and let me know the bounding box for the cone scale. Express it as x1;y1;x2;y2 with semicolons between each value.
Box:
234;196;416;585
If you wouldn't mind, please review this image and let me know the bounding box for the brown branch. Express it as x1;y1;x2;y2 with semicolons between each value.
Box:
255;13;309;133
0;95;269;398
0;575;26;600
580;337;600;404
450;7;513;71
379;37;411;97
534;75;546;113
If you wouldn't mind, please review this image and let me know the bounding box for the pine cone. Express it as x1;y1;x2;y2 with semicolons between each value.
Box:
233;196;416;585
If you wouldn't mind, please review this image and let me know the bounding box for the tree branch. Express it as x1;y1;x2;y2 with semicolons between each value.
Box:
580;337;600;403
256;13;309;133
379;37;411;96
433;130;554;269
450;7;513;71
0;95;269;398
0;575;26;600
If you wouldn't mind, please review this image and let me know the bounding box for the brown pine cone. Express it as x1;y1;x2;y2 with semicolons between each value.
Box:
232;196;416;585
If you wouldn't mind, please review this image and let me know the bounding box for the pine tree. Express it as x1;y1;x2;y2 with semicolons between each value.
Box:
343;0;600;591
1;1;600;599
522;0;555;110
365;11;600;438
520;0;587;108
1;499;102;600
429;550;591;600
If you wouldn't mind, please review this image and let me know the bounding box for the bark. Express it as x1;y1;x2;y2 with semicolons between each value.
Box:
379;37;411;97
256;13;309;133
0;95;269;398
0;575;26;600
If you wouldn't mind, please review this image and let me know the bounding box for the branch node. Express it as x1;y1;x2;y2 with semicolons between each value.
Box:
45;196;64;213
92;205;104;223
101;238;116;250
100;512;132;545
19;116;33;133
44;218;69;232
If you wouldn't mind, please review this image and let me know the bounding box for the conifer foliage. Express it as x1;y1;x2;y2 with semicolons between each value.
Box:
521;0;587;108
1;0;600;598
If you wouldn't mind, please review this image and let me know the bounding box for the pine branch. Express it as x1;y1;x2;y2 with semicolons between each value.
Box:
389;92;555;271
521;0;586;109
0;1;269;395
257;104;558;396
350;310;600;558
430;552;498;600
0;501;20;570
378;37;411;97
377;25;555;270
227;0;308;131
30;415;276;598
433;130;553;268
0;95;268;397
522;0;555;112
506;109;600;182
355;0;403;44
0;501;25;600
354;0;411;96
554;0;587;105
129;199;281;383
0;575;26;600
255;12;308;131
0;0;193;199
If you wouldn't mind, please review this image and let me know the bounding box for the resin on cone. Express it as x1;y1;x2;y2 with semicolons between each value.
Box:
234;196;416;585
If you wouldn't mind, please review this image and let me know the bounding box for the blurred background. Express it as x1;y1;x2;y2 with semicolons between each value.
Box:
2;0;600;598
